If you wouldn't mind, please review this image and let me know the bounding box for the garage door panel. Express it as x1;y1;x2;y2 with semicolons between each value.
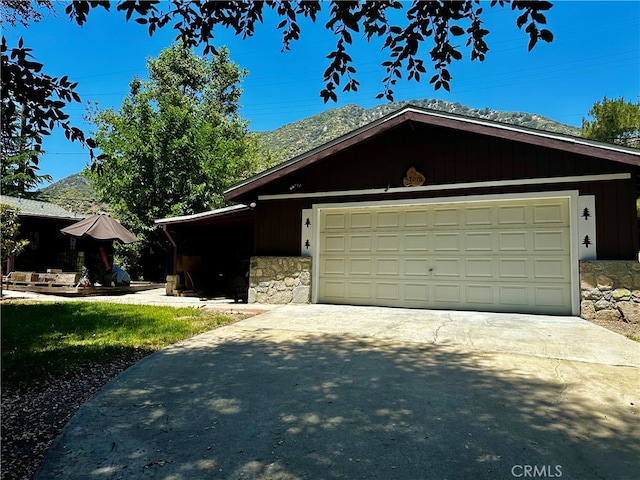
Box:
465;231;494;252
322;280;345;299
404;209;429;227
322;257;346;275
498;258;529;279
319;197;571;314
433;258;460;278
534;284;570;308
376;234;400;252
499;205;527;225
349;258;372;275
405;283;429;301
466;258;495;278
377;211;400;228
348;281;372;299
533;203;565;224
434;283;461;303
376;258;400;275
499;285;529;306
324;235;346;252
499;231;528;251
534;258;570;279
466;284;495;304
324;212;346;229
350;212;372;229
404;233;429;251
349;234;372;252
465;206;493;226
376;282;400;300
533;230;567;252
434;233;461;251
404;258;430;276
434;207;460;226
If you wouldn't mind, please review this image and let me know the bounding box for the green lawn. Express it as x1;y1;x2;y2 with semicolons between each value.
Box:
1;302;238;387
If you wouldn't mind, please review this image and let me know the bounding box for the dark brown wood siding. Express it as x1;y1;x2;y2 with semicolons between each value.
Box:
252;123;638;259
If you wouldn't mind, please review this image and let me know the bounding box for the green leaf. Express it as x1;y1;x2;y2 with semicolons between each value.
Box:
540;29;553;43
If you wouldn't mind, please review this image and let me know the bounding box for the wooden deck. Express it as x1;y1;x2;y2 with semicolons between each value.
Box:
2;271;159;296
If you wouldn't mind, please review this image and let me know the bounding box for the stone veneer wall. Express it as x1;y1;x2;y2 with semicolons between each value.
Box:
580;260;640;324
249;256;312;304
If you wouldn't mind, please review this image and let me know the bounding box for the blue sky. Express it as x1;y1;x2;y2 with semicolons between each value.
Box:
4;1;639;184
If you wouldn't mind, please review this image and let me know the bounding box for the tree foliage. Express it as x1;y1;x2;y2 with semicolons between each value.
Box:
85;44;271;277
1;3;96;194
581;96;640;148
1;1;554;178
63;0;554;102
1;204;29;264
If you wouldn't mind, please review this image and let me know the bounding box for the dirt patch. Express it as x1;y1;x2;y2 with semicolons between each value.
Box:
587;316;640;341
1;351;150;480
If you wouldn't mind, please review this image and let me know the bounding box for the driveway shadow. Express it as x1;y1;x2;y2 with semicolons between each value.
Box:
36;329;639;480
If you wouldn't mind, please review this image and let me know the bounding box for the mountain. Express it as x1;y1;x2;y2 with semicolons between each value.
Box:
259;99;582;161
38;99;581;210
34;173;110;215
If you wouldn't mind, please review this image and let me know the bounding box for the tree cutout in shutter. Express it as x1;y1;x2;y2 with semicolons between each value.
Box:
581;207;591;220
582;235;592;248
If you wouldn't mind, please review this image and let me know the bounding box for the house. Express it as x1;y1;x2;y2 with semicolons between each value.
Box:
161;106;640;317
1;195;86;273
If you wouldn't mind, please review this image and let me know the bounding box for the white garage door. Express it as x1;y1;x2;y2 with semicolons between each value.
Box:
318;198;572;314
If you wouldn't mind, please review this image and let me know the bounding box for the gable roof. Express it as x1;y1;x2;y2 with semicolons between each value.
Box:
225;105;640;202
0;195;85;220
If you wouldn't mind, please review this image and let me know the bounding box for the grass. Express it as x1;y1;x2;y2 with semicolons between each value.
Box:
1;302;238;387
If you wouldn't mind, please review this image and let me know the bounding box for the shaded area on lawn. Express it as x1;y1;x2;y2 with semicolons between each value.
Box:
1;302;238;387
38;329;640;480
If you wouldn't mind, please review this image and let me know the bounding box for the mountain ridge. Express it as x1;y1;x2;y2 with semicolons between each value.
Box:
261;99;580;161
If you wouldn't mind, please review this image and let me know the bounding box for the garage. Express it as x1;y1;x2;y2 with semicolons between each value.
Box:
221;105;639;315
316;196;573;314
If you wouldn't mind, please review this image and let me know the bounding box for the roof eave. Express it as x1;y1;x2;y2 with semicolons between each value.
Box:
154;204;250;226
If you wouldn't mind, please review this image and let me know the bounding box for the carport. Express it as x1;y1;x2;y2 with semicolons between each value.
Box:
155;205;254;298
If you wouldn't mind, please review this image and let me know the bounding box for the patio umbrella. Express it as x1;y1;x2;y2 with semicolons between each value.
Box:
61;213;138;244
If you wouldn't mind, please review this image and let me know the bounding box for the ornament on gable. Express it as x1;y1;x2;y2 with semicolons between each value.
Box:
403;167;426;187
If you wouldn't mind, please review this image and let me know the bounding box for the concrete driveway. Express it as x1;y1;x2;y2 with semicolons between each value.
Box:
35;305;639;480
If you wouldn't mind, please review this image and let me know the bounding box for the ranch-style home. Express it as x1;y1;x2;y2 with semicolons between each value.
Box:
157;105;640;318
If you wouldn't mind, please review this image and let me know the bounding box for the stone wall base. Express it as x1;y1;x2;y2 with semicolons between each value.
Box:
249;256;311;304
580;260;640;324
